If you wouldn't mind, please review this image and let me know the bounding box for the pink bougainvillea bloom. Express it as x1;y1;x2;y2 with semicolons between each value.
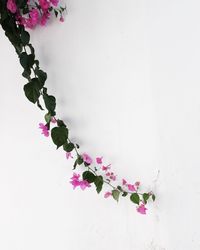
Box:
106;172;110;176
40;11;50;26
59;16;64;22
104;191;112;198
96;157;103;164
39;123;49;137
30;9;39;25
102;164;111;171
50;0;59;6
25;9;40;29
82;153;93;165
66;152;73;159
79;180;91;190
70;173;80;189
136;204;147;215
39;0;50;10
70;173;91;190
109;172;116;181
7;0;17;13
122;179;127;186
135;181;140;187
127;184;136;192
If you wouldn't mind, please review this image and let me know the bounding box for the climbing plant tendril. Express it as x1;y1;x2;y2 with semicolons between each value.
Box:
0;0;156;215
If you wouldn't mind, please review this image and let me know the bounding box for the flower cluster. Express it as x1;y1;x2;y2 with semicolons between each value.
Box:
38;121;155;215
0;0;156;216
70;173;91;190
6;0;65;28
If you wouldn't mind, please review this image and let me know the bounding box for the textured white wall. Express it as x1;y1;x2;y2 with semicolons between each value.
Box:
1;0;200;249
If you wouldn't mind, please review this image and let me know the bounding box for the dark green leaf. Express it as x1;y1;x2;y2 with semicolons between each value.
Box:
122;192;128;197
43;94;56;115
94;176;103;193
19;52;34;70
130;193;140;205
21;30;30;45
143;193;150;204
63;142;74;152
51;126;68;148
23;81;40;103
77;155;83;165
22;69;31;80
117;185;123;191
82;171;96;183
35;69;47;84
152;194;156;201
37;99;44;110
57;119;66;127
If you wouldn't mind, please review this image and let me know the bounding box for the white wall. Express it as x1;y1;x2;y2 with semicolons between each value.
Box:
1;0;200;249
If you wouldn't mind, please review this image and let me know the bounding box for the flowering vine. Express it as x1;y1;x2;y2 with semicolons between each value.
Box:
0;0;156;215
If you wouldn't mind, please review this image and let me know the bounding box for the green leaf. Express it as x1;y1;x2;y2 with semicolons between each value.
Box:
23;81;40;103
112;190;120;202
152;194;156;202
22;69;31;80
43;94;56;115
51;127;68;148
21;30;30;45
82;171;96;183
19;52;34;70
143;193;150;204
130;193;140;205
63;142;74;152
73;159;78;170
94;176;103;193
37;99;44;110
45;113;51;123
20;52;29;69
122;192;128;197
35;69;47;84
57;119;66;127
77;155;83;165
117;185;123;191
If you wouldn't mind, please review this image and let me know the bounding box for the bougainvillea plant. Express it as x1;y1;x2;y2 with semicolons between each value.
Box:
0;0;156;215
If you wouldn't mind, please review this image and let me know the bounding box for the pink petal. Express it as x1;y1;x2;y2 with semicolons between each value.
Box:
136;204;147;215
104;192;112;198
96;157;103;164
127;184;136;192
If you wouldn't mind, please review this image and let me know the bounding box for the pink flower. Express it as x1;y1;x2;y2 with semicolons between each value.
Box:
82;153;93;165
7;0;17;13
66;152;73;159
50;0;59;6
136;204;147;215
106;172;116;181
70;173;91;190
59;16;64;22
122;179;127;185
127;184;136;192
110;173;116;181
40;10;50;26
79;180;91;190
39;123;49;137
102;164;111;171
135;181;140;187
25;9;40;29
104;192;112;198
70;173;80;189
39;0;50;10
96;157;103;164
